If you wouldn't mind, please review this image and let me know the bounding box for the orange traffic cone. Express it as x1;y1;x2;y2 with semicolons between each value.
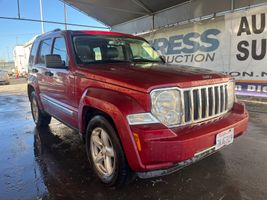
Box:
16;68;19;79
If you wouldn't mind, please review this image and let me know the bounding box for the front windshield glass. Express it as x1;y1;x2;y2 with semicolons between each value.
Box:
73;35;163;64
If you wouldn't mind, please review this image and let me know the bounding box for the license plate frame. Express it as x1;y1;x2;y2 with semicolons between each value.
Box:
215;128;234;150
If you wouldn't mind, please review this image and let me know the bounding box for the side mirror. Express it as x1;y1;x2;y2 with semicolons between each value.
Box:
45;54;66;68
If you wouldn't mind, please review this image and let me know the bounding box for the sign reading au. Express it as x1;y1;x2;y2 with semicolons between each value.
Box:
141;5;267;97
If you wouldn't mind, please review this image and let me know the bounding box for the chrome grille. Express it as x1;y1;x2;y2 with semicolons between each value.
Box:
181;82;229;124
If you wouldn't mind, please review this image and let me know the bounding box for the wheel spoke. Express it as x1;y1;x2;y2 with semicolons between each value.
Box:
105;147;114;157
104;156;113;175
91;135;103;148
95;152;104;164
100;130;109;147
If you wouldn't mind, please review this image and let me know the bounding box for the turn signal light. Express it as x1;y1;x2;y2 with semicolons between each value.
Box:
133;133;142;152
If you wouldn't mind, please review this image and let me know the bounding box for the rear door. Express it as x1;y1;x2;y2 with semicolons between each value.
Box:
35;38;53;98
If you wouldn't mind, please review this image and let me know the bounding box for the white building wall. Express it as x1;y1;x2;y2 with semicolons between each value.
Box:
13;35;37;75
13;46;26;75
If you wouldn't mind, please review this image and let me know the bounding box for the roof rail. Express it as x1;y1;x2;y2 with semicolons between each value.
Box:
53;28;61;32
41;28;62;36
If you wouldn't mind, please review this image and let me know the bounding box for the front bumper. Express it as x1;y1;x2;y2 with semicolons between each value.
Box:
129;102;248;174
137;145;217;179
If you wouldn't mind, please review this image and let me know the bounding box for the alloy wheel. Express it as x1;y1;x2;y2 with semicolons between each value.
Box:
90;127;116;177
31;98;39;123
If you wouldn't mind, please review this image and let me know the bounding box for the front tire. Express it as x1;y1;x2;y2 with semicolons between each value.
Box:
30;91;51;127
85;115;134;187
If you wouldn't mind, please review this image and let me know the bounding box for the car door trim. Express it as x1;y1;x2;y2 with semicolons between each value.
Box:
40;94;76;116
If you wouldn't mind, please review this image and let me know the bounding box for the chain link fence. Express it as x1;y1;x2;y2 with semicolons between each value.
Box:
0;62;15;73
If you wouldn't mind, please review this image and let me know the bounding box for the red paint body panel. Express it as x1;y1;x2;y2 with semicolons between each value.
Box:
73;63;229;93
130;103;248;170
27;30;249;172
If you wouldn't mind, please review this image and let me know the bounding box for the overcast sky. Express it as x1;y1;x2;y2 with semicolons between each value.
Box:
0;0;108;61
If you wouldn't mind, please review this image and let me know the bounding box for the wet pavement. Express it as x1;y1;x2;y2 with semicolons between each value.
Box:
0;84;267;200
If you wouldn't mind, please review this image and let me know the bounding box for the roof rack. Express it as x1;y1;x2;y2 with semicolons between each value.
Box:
41;28;62;36
52;28;61;32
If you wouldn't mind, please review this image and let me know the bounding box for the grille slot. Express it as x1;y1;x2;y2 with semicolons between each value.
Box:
181;82;229;125
183;91;191;122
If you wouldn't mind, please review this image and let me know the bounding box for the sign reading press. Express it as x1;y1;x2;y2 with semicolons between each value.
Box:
142;5;267;97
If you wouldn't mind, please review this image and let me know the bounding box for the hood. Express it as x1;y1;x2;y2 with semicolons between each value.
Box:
82;62;230;93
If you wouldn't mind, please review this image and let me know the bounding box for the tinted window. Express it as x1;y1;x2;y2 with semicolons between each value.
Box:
29;41;39;65
37;39;52;64
52;37;68;66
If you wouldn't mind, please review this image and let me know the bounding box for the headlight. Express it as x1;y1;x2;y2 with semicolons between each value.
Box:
227;81;235;110
151;88;182;126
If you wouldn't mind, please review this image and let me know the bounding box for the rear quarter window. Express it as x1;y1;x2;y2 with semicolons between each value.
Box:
29;41;39;66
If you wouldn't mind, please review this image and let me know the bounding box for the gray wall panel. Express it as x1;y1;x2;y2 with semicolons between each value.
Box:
191;0;231;18
112;16;153;33
235;0;267;9
154;2;192;28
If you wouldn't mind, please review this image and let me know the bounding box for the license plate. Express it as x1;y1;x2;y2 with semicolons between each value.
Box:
215;128;234;150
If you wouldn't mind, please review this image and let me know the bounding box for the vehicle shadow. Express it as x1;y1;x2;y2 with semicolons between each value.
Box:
33;126;242;200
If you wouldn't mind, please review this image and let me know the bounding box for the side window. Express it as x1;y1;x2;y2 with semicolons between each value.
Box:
37;39;52;65
29;41;39;66
52;37;68;66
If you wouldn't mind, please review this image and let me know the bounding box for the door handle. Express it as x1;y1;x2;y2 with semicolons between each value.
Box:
32;68;38;73
44;71;54;76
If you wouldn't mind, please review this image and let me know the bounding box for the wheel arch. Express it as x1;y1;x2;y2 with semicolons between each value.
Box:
27;84;35;101
78;87;147;171
82;106;117;139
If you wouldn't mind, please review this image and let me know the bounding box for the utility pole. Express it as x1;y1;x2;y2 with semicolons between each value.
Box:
39;0;44;33
64;1;67;30
17;0;21;18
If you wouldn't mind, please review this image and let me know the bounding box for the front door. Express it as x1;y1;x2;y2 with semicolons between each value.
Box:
40;36;77;128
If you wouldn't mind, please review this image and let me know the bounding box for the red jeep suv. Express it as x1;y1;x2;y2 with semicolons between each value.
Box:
28;29;248;186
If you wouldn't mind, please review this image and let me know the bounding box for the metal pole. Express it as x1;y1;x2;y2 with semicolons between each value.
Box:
64;1;67;30
39;0;44;33
152;15;155;30
17;0;21;18
231;0;235;11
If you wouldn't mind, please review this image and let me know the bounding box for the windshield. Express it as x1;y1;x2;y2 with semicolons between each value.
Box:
73;35;163;64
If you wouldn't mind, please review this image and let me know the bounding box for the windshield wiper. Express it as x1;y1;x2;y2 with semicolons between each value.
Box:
131;58;163;63
79;60;130;64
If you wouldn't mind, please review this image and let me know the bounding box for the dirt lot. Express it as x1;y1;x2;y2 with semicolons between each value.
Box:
0;83;267;200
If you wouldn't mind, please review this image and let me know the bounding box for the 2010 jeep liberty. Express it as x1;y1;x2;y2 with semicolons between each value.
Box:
28;29;248;186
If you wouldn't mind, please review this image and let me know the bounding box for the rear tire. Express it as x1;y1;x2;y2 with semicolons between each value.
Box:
85;115;134;187
30;91;51;127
